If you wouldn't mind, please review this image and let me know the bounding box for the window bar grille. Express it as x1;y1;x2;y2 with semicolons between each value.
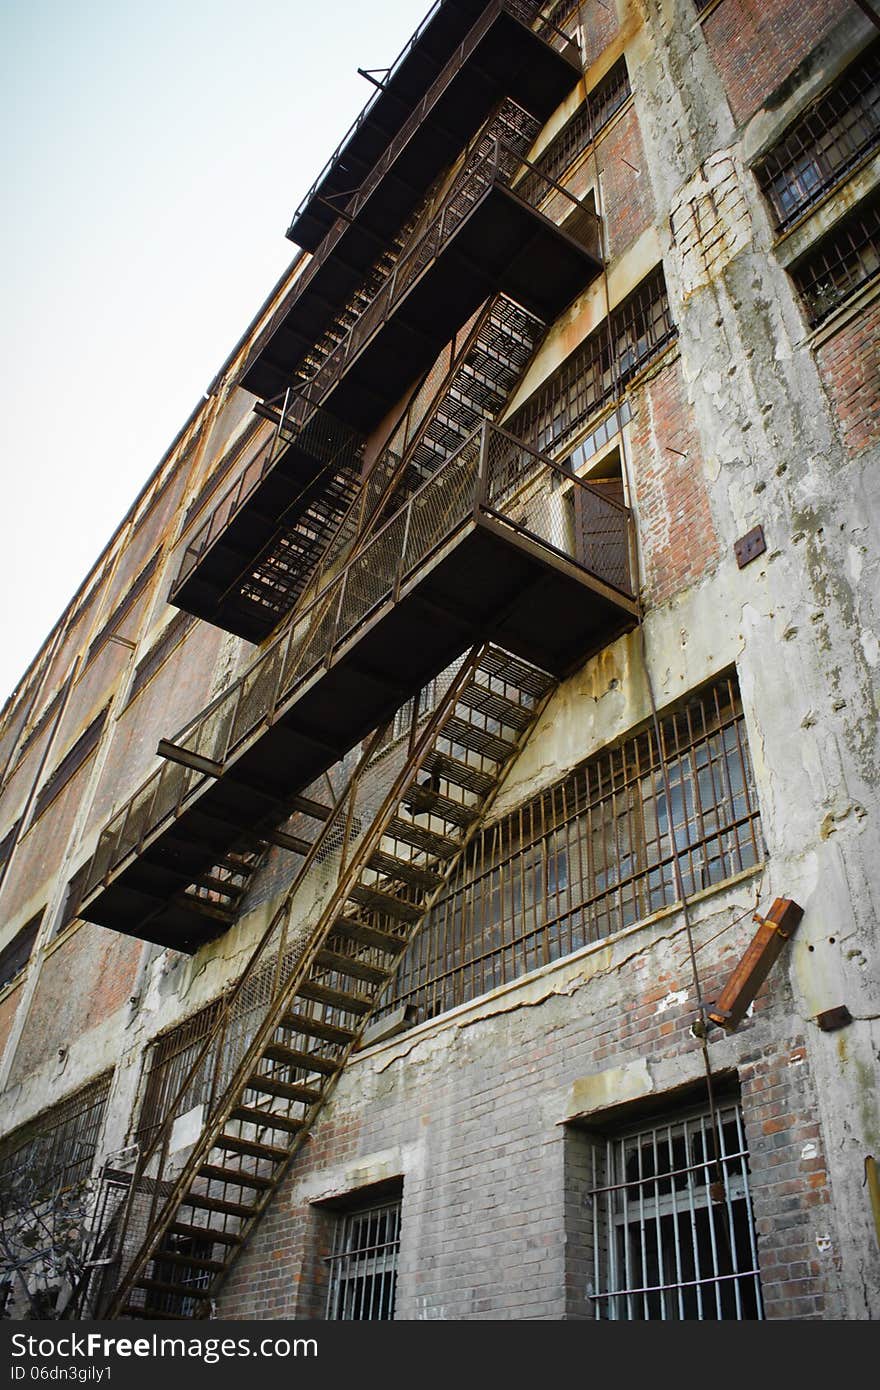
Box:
381;674;761;1023
792;194;880;324
756;41;880;231
589;1100;764;1319
325;1199;401;1320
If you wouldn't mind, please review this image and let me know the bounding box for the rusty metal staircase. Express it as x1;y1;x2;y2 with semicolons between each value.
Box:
105;644;556;1318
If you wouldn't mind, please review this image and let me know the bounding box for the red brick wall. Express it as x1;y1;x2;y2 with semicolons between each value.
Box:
701;0;849;125
597;105;655;261
8;926;142;1085
814;298;880;457
629;354;718;605
581;0;619;70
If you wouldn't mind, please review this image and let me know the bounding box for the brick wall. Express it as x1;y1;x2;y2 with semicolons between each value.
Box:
629;353;718;605
814;298;880;457
8;926;142;1086
580;0;619;71
597;105;656;261
700;0;849;125
216;900;843;1321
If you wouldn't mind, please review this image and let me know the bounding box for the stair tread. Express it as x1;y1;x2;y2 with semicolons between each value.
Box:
181;1191;256;1219
313;947;391;986
264;1041;338;1073
229;1105;303;1134
197;1163;274;1190
386;817;459;859
150;1250;227;1274
297;979;374;1014
216;1133;290;1162
278;1012;356;1046
135;1277;213;1300
168;1221;242;1246
330;917;409;955
366;848;444;889
247;1072;322;1104
346;881;422;920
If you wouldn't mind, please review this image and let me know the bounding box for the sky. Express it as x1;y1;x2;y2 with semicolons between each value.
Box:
0;0;427;704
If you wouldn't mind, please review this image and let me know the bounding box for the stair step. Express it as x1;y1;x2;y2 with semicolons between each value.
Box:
297;979;374;1014
401;784;477;826
215;1133;290;1163
168;1221;243;1247
191;872;247;896
346;882;422;921
181;1192;256;1219
197;1163;274;1190
313;948;390;986
386;817;459;859
135;1277;213;1301
478;649;553;698
264;1041;338;1074
330;917;409;955
247;1073;322;1104
442;716;516;762
420;750;496;797
457;682;533;730
229;1105;304;1135
278;1012;356;1046
150;1250;227;1275
366;848;444;890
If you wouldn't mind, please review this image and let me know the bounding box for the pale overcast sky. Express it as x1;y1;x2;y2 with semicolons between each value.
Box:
0;0;426;704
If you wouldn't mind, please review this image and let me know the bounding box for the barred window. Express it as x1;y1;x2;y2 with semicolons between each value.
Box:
0;1074;112;1206
587;1092;763;1320
0;910;42;991
755;41;880;231
325;1195;401;1320
136;1001;221;1148
792;192;880;325
506;265;675;458
31;706;108;822
384;672;762;1023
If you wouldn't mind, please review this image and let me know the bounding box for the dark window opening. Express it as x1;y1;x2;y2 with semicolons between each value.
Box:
792;192;880;324
524;57;631;199
86;551;160;665
0;911;42;991
587;1092;763;1320
756;41;880;231
32;707;108;822
0;1074;112;1207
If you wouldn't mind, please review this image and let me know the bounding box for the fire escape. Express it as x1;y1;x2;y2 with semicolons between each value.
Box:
77;1;641;1316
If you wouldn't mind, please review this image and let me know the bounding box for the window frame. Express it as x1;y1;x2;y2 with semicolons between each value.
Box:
585;1090;764;1320
324;1191;402;1321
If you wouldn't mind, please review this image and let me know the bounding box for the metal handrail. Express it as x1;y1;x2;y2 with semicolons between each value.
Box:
84;422;629;902
289;0;579;235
